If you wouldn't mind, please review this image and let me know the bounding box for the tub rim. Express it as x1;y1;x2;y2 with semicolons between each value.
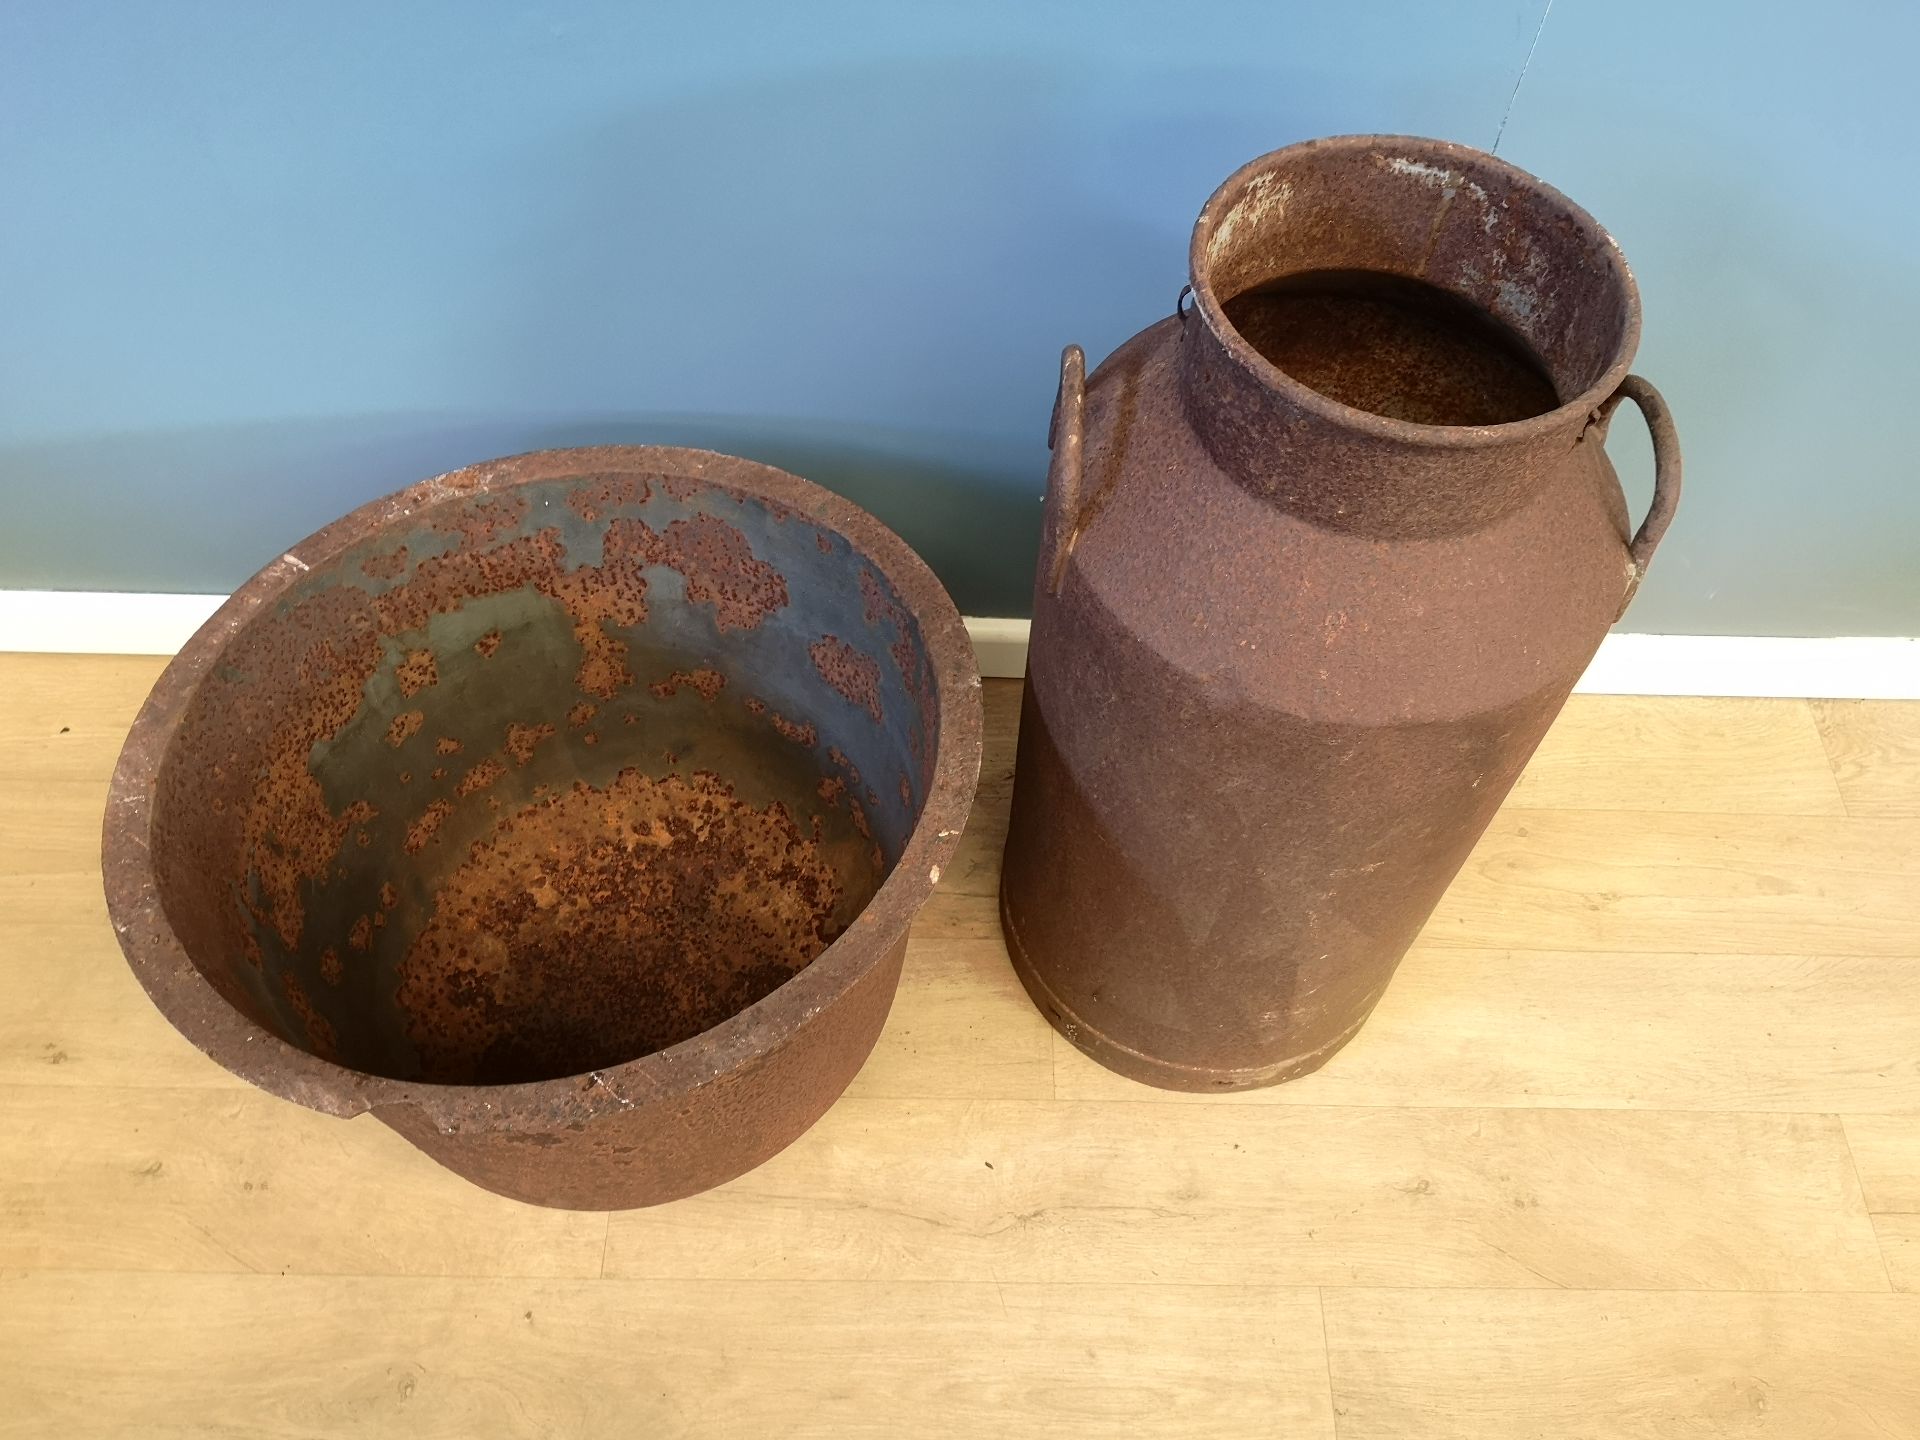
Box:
100;444;984;1134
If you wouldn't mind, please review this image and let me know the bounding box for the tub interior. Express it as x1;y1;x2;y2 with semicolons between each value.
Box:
148;467;941;1084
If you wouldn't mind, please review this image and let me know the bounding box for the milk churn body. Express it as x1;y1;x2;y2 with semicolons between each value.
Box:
999;136;1680;1091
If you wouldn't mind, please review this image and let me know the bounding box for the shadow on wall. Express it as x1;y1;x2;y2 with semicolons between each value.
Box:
12;10;1917;634
0;414;1043;615
1531;153;1920;639
0;55;1367;611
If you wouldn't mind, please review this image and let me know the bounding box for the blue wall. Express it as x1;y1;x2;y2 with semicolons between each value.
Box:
2;1;1913;632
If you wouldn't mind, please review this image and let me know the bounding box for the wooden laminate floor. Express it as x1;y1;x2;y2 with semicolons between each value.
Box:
2;654;1917;1437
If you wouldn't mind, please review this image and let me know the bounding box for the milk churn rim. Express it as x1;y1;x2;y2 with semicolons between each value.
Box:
1186;133;1645;448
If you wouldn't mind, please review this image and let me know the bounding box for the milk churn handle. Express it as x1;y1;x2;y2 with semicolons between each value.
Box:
1593;374;1682;620
1042;344;1087;596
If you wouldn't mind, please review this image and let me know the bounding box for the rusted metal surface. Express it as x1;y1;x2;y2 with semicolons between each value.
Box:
1001;135;1681;1091
103;446;982;1208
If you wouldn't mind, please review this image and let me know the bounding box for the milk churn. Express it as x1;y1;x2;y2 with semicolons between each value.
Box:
1000;135;1680;1090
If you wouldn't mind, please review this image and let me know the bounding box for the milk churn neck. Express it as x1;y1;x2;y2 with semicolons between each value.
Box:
1173;135;1643;540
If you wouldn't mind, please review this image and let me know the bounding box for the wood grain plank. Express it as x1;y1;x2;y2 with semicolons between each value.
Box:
1322;1288;1920;1440
0;920;242;1089
604;1099;1887;1292
1873;1213;1920;1292
977;677;1021;782
844;936;1054;1100
10;658;1920;1437
912;885;1002;940
0;779;109;881
1512;696;1845;814
0;1272;1335;1440
1424;808;1920;955
0;916;1049;1099
937;802;1007;898
0;653;165;785
1813;698;1920;817
1844;1116;1920;1212
1055;949;1920;1115
0;1085;607;1277
930;678;1015;898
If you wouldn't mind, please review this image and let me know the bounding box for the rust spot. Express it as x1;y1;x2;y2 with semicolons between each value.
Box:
613;514;787;633
405;800;454;854
457;758;506;797
566;473;652;522
337;800;379;862
433;491;528;548
281;971;337;1059
828;747;862;787
386;710;424;747
818;777;846;806
506;722;554;766
898;775;912;808
380;882;399;911
865;788;879;809
435;736;462;755
373;910;386;929
474;629;503;659
430;766;448;781
361;546;410;581
535;550;649;700
394;768;848;1083
566;702;597;729
815;531;833;554
810;636;883;721
848;797;872;840
348;915;373;953
582;732;600;746
769;712;817;747
859;569;893;628
745;697;766;716
658;472;701;502
395;649;438;696
649;668;725;702
372;529;568;637
861;569;937;790
319;948;342;985
399;771;412;784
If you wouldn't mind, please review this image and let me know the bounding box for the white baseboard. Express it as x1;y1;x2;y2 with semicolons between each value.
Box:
1566;633;1919;701
1;591;1914;699
962;616;1032;681
2;591;229;658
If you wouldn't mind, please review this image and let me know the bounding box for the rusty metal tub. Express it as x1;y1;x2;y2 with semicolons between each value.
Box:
103;447;981;1209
